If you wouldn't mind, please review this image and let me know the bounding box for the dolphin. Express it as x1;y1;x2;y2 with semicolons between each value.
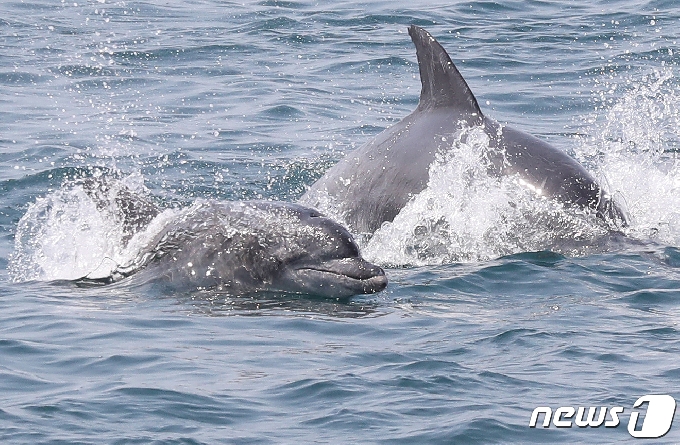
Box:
299;25;628;235
79;187;387;298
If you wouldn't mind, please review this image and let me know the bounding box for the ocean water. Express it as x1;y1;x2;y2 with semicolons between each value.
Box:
2;0;680;443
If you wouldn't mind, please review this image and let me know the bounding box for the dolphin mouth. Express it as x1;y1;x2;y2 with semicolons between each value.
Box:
294;258;388;296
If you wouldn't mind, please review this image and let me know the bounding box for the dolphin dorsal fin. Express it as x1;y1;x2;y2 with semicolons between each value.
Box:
408;25;483;116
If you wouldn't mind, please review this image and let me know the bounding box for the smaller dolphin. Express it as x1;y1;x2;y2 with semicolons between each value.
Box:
300;25;628;235
81;194;387;298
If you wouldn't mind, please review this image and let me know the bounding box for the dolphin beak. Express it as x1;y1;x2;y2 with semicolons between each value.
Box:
319;258;387;293
293;258;388;297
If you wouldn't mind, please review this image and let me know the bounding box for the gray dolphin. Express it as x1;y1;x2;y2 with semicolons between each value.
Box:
80;188;387;298
300;25;628;235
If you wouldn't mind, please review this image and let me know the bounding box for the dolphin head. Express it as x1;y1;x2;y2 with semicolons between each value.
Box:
109;200;387;298
247;202;387;298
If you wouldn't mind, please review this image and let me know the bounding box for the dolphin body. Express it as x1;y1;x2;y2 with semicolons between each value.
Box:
300;25;628;235
79;178;387;298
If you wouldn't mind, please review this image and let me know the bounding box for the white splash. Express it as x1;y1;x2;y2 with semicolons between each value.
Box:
362;125;608;267
9;185;124;282
576;67;680;246
8;173;178;283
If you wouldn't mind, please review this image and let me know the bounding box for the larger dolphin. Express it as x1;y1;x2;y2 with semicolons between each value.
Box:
300;25;628;235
